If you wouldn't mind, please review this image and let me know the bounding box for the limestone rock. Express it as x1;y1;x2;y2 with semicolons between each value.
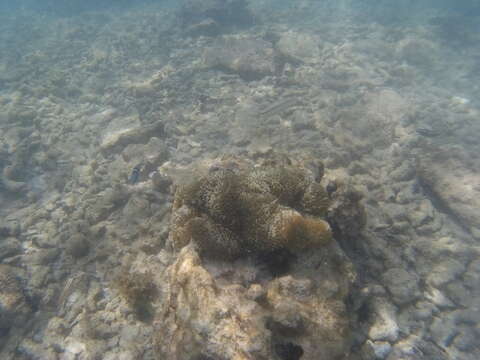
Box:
84;185;128;225
362;340;392;359
122;195;152;225
156;242;356;360
65;233;90;259
277;31;322;64
383;268;420;305
266;275;352;359
424;286;455;309
203;36;276;80
100;121;164;157
430;314;457;349
1;169;27;193
396;38;437;69
368;298;399;342
185;18;221;37
155;246;270;360
0;237;22;261
180;0;254;30
427;258;466;287
416;148;480;238
388;335;449;360
327;181;367;242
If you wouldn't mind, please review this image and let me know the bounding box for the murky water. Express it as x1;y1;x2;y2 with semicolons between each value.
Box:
0;1;479;359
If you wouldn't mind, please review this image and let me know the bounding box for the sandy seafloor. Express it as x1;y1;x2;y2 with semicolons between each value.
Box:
0;1;480;359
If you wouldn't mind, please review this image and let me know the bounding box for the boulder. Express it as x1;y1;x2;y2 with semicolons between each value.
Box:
203;36;276;80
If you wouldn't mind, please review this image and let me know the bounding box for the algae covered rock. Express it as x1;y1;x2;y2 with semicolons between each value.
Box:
180;0;254;31
266;274;351;359
416;147;480;238
100;121;165;157
327;179;367;242
114;269;156;320
396;37;438;70
276;31;322;64
156;241;355;360
155;246;271;360
0;237;22;261
65;233;90;259
203;36;276;80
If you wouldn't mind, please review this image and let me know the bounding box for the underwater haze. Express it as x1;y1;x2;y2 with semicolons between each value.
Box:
0;0;479;359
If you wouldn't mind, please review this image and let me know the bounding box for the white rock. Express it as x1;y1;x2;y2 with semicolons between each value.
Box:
277;31;322;64
64;338;86;355
427;259;466;287
430;316;457;349
362;340;392;360
424;286;455;309
383;268;419;305
368;299;399;342
372;341;392;359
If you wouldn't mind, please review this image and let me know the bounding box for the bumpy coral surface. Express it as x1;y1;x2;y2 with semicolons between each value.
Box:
155;246;271;360
155;242;356;360
169;158;333;259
